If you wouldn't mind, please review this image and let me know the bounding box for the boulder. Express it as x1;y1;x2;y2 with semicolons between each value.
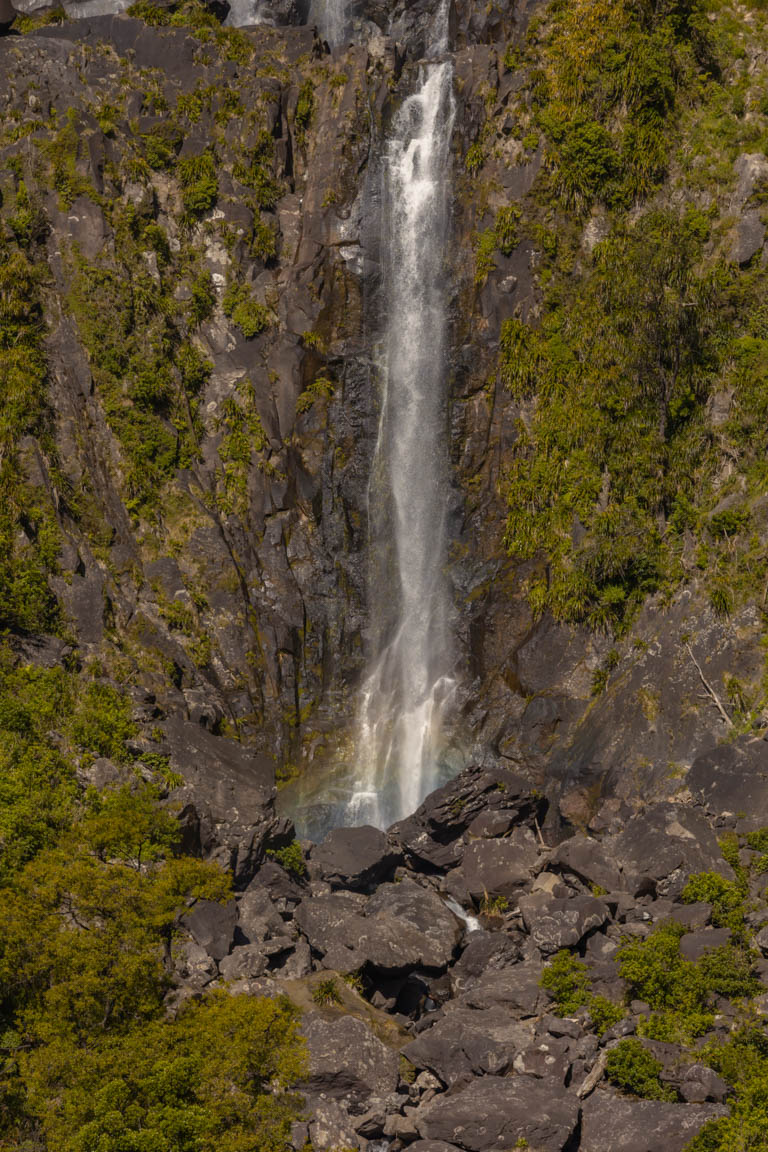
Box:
408;1144;462;1152
294;891;369;955
513;1034;572;1081
218;943;268;981
306;1097;359;1152
449;930;522;996
457;958;545;1016
301;1014;399;1104
518;892;609;955
391;765;543;870
402;1007;533;1085
251;858;305;904
446;829;539;903
580;1092;727;1151
755;925;768;956
236;882;285;943
732;209;766;266
164;715;277;885
415;1074;579;1151
606;803;733;897
680;1064;730;1104
172;937;217;988
670;902;711;930
309;824;402;891
296;881;462;972
361;880;463;970
181;899;237;962
552;833;622;892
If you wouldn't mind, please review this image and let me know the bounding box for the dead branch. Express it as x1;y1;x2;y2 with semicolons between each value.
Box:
685;641;733;729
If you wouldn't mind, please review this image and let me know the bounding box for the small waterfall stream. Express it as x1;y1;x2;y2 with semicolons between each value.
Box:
309;0;349;48
350;5;457;829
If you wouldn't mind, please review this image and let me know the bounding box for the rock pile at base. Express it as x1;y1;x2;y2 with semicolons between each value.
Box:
164;748;768;1150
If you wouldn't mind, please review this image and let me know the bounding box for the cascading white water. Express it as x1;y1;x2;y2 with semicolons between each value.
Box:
349;6;457;830
309;0;348;47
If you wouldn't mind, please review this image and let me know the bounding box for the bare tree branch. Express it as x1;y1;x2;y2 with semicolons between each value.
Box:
685;641;733;729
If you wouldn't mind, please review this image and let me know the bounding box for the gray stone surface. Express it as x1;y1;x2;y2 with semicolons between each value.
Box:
310;825;402;891
181;899;237;962
518;892;609;955
416;1075;580;1151
580;1092;727;1151
301;1013;400;1104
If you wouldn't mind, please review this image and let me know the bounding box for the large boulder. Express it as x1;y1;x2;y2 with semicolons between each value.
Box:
551;833;623;892
605;803;733;897
449;930;523;997
518;892;609;956
580;1092;727;1151
295;880;462;972
362;881;463;970
181;899;237;962
218;943;268;981
457;958;545;1016
408;1144;462;1152
390;765;544;871
445;829;539;904
236;882;286;943
309;825;402;892
165;715;277;885
415;1075;580;1151
402;1006;533;1085
301;1014;399;1104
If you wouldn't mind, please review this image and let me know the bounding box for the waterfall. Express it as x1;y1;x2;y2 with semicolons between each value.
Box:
350;5;457;830
309;0;348;48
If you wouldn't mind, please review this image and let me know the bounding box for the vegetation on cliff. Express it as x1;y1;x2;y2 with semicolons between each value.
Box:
497;0;768;639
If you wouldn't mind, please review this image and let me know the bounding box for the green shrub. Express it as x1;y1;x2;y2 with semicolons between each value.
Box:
177;150;218;219
268;840;306;879
465;141;484;176
188;270;216;325
126;0;170;23
296;376;334;415
68;681;136;763
682;872;747;935
496;205;522;256
251;214;278;263
588;995;625;1037
502;208;720;630
312;977;342;1006
142;123;182;170
540;949;591;1014
605;1038;676;1101
539;109;618;206
222;281;270;339
295;80;314;146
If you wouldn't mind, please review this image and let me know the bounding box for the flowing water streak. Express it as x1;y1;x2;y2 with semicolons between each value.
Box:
351;11;457;829
309;0;349;48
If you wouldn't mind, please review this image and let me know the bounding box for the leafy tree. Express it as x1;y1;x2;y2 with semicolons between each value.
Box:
19;992;306;1152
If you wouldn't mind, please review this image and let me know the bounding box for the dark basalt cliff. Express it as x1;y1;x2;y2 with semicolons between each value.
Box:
3;0;762;820
5;0;768;1146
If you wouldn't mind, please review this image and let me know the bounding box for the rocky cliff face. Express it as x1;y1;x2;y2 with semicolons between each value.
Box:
6;0;763;834
5;0;768;1146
